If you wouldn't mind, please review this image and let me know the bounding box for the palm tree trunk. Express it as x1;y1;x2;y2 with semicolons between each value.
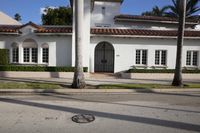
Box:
172;0;186;87
71;0;86;88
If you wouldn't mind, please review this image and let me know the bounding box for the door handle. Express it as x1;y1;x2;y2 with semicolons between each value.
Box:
101;59;107;64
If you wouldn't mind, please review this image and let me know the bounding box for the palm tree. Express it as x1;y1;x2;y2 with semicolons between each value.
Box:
142;6;168;16
172;0;186;87
14;13;22;21
71;0;86;88
165;0;200;18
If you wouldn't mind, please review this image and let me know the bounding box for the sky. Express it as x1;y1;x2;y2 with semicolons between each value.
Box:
0;0;200;24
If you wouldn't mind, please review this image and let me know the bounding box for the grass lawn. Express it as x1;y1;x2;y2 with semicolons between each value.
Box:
97;83;200;89
0;82;65;89
0;82;200;89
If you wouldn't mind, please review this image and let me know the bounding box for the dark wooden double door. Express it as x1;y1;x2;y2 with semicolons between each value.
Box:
95;42;114;73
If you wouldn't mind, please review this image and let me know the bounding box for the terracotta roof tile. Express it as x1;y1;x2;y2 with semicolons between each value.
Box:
91;28;200;37
35;26;72;33
0;25;20;33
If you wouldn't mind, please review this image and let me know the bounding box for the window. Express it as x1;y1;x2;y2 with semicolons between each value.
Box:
186;51;198;66
23;39;38;63
155;50;167;65
42;48;49;63
23;48;30;62
12;48;19;63
32;48;38;63
102;6;106;15
136;50;147;65
11;43;19;63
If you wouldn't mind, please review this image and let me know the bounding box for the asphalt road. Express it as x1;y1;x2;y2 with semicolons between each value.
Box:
0;92;200;133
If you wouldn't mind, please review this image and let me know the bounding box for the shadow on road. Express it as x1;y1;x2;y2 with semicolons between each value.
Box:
37;93;200;114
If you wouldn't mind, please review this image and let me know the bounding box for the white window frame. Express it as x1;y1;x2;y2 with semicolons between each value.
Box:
42;48;49;63
23;48;38;63
186;51;199;67
155;50;167;66
12;47;19;63
135;49;148;66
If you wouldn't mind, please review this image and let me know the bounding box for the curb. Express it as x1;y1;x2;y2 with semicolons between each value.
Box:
0;88;200;94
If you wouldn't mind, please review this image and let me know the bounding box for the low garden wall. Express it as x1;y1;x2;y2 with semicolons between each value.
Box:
0;66;89;78
121;73;200;80
121;69;200;81
0;71;90;78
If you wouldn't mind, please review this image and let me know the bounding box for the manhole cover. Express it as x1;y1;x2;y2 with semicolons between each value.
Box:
72;114;95;123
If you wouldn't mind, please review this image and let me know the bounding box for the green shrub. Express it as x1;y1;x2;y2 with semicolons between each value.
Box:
127;69;200;73
0;66;88;72
0;49;9;65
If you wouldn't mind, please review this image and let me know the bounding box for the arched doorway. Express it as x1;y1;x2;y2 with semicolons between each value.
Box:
95;42;114;73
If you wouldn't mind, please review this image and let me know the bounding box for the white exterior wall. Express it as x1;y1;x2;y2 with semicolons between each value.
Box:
115;22;194;30
0;27;72;67
91;1;121;27
90;36;200;73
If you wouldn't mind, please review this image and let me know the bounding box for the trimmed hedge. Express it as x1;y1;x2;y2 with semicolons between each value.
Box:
127;69;200;73
0;66;88;72
0;49;9;65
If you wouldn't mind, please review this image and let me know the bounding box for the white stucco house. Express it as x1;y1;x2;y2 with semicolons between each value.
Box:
0;0;200;73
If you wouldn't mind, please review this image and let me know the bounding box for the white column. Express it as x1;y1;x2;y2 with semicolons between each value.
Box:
38;44;42;64
18;43;23;63
48;42;56;66
9;48;13;63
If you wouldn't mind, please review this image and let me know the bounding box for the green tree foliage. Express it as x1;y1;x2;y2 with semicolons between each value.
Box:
141;0;200;18
142;6;168;16
41;6;72;25
14;13;22;21
165;0;200;18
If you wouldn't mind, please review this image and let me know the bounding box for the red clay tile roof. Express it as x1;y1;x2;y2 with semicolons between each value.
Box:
114;15;199;23
1;22;200;38
20;21;44;30
91;28;200;37
36;26;72;33
0;25;20;33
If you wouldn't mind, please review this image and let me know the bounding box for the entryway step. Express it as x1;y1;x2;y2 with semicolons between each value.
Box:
89;73;118;79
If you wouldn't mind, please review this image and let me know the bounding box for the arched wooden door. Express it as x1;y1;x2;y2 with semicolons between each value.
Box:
95;42;114;73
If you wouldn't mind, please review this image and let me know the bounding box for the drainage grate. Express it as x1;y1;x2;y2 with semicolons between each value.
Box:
72;114;95;123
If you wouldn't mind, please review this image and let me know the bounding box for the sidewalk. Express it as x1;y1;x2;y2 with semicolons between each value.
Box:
1;88;200;95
